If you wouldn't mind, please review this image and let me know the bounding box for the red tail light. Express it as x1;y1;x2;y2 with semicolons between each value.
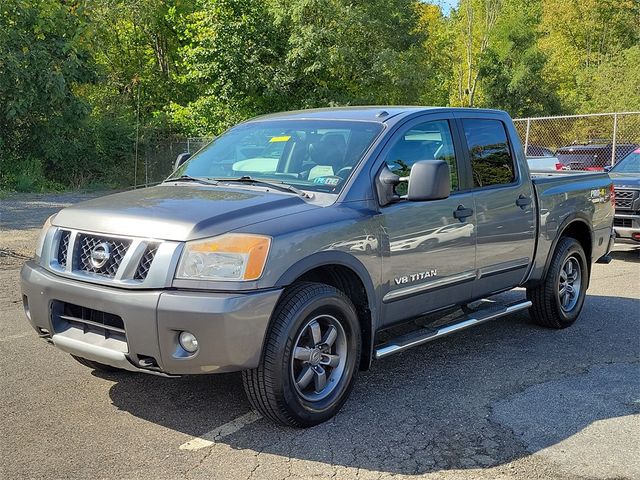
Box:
585;166;604;171
555;163;563;170
610;184;615;207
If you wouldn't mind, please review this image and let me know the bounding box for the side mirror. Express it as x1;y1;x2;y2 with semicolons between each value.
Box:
376;165;401;206
174;152;192;171
407;160;450;201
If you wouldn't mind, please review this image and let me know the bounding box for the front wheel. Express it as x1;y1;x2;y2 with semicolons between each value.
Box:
527;237;589;328
242;282;361;427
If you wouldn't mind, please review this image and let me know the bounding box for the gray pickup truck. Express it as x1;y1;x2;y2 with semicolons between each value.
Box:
21;107;615;427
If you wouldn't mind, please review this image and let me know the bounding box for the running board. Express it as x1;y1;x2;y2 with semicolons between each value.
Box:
374;299;532;360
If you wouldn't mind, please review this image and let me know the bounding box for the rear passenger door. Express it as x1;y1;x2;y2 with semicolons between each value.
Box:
456;115;536;297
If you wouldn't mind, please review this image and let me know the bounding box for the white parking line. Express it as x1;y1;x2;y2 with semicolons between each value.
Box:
179;410;262;451
0;332;32;343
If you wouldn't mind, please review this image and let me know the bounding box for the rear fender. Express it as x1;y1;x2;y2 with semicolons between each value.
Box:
524;215;593;288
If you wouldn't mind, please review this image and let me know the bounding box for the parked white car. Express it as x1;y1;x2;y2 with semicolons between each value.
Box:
390;223;475;252
527;156;563;171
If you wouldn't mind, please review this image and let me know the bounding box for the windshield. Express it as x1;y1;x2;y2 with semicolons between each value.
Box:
611;149;640;173
170;120;383;194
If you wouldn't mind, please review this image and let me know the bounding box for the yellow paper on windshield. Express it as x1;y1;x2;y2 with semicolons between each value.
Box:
269;135;291;143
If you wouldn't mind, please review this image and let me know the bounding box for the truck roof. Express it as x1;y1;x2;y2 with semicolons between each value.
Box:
248;106;507;124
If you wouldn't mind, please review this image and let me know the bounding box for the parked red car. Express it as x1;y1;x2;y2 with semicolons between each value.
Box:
556;142;638;171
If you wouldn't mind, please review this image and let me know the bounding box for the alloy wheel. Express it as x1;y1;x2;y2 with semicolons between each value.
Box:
290;314;348;402
558;256;582;312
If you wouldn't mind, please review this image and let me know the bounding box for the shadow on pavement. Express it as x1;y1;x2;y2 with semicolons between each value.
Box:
104;292;640;474
610;246;640;263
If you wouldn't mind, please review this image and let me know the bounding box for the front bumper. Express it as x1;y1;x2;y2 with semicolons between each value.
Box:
613;212;640;243
20;261;282;375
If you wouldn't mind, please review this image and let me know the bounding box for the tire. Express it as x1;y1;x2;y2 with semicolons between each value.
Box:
242;282;361;427
526;237;589;329
71;355;123;373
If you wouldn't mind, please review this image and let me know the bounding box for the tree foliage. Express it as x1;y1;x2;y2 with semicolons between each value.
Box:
539;0;639;111
1;0;637;190
0;0;94;188
168;0;430;134
478;0;562;116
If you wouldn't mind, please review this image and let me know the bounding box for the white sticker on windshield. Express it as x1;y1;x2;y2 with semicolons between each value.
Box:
308;165;334;180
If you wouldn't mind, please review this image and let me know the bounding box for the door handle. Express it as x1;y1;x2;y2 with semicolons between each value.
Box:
453;205;474;221
516;195;532;209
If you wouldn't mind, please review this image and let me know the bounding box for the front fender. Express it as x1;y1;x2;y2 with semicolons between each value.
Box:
275;250;380;369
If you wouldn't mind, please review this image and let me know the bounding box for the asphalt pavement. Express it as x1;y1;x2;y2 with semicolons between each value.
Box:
1;192;638;480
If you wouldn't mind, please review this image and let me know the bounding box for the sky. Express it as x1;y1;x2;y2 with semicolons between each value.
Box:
428;0;459;14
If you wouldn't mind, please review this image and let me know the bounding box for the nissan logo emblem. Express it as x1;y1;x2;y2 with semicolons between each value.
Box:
90;242;111;269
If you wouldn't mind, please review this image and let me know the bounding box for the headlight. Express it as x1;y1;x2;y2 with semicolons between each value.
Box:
175;234;271;281
35;214;56;261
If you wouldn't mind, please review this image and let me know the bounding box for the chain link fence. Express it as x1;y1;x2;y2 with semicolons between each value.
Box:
134;136;212;188
514;112;640;171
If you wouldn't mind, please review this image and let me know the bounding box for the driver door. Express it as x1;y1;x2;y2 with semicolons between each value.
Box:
378;116;477;326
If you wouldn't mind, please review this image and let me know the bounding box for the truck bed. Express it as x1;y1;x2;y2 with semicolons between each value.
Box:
526;171;613;283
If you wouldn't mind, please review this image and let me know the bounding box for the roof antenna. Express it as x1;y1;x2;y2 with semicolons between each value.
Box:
376;110;389;118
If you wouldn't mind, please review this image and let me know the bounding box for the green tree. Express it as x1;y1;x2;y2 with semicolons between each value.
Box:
0;0;95;189
83;0;194;121
582;46;640;112
450;0;502;107
166;0;284;135
478;0;562;116
539;0;639;111
415;3;454;106
272;0;429;107
169;0;431;135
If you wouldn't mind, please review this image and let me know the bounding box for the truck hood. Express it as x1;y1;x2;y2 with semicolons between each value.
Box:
610;173;640;189
52;184;319;241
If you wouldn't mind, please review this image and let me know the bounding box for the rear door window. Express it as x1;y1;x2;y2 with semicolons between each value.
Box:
462;119;515;188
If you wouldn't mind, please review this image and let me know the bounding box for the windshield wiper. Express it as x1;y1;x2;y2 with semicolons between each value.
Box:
212;176;312;198
165;175;220;186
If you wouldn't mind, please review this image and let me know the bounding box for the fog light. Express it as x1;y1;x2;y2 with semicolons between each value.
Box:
179;331;199;353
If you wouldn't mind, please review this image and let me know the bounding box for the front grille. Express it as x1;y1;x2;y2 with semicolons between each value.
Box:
134;243;159;280
52;300;126;341
614;218;633;228
57;230;71;267
48;229;169;286
76;234;131;277
614;189;636;209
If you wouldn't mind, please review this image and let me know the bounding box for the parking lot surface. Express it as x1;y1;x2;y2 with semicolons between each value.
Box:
1;192;639;479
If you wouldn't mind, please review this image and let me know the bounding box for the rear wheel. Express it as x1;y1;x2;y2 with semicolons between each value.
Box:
71;355;123;373
527;237;588;328
242;282;361;427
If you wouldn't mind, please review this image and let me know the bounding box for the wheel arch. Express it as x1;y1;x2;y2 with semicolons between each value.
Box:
275;251;379;370
542;216;593;286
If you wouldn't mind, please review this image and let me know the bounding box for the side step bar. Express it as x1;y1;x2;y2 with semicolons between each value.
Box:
374;299;532;360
